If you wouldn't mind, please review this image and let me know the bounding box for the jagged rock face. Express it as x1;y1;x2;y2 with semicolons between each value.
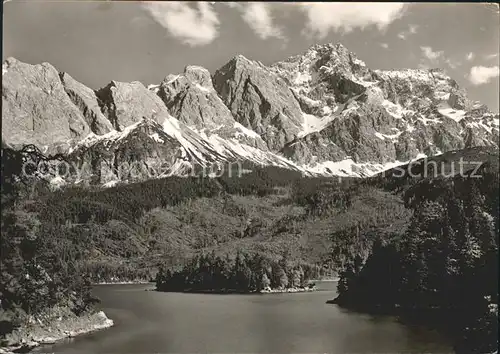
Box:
283;105;404;164
159;65;234;130
67;120;188;185
374;69;471;110
271;43;376;117
270;44;498;168
2;58;91;152
96;80;169;131
157;65;268;150
2;42;499;182
64;117;306;184
59;72;113;135
213;55;303;151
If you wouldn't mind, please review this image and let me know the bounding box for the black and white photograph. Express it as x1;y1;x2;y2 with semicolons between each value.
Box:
1;1;499;353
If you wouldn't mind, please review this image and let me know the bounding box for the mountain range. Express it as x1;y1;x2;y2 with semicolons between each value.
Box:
2;42;499;185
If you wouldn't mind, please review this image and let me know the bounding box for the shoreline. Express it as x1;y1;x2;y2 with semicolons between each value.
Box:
0;309;113;354
259;286;317;294
155;286;318;295
94;281;152;285
309;278;339;282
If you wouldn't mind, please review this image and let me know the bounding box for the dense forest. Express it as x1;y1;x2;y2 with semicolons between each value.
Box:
0;146;344;340
1;147;97;344
334;163;499;353
156;251;321;293
1;145;498;353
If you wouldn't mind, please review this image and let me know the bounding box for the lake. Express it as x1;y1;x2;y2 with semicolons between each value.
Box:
34;282;452;353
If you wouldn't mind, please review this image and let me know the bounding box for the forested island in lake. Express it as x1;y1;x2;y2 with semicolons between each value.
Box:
155;252;318;293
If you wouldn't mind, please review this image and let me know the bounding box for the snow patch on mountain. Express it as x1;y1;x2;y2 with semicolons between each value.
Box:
293;71;313;86
147;84;160;93
195;83;211;93
382;100;415;119
149;132;164;143
418;115;442;126
68;121;143;153
299;113;337;138
199;131;309;173
438;103;466;122
165;74;180;84
234;122;261;139
302;151;432;178
374;129;403;141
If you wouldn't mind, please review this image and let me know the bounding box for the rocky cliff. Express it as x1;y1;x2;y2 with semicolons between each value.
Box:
2;43;498;184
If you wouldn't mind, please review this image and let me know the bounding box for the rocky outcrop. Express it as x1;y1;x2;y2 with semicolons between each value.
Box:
157;65;267;150
271;43;376;117
2;58;91;152
96;80;170;130
59;72;113;135
213;55;304;151
270;44;498;169
65;117;305;185
159;65;235;130
67;119;188;185
0;307;113;354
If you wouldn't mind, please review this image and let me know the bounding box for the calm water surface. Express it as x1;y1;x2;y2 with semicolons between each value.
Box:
35;282;452;353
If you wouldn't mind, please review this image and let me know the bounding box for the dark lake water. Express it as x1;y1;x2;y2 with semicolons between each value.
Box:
34;282;453;353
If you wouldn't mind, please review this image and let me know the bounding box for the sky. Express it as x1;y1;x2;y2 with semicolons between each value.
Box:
2;1;500;112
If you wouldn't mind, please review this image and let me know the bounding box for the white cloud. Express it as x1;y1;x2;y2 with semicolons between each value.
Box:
141;2;219;46
224;2;283;40
380;43;389;49
466;52;475;61
485;53;499;60
240;3;283;40
397;32;406;40
298;3;408;38
468;65;500;85
421;46;444;62
419;46;460;70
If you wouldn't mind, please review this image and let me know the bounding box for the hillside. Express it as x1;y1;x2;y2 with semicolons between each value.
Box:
1;142;498;352
332;157;499;353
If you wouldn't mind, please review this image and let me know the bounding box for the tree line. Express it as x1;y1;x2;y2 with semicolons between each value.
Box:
334;168;499;353
156;251;321;293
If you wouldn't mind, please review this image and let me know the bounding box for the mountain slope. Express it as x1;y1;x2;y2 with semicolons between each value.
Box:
270;44;498;171
157;65;268;150
2;57;91;153
2;43;498;184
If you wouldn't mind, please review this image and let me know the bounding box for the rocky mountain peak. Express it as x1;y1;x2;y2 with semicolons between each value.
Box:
156;63;268;150
2;44;498;183
59;71;114;135
96;79;169;131
2;57;91;152
232;54;253;64
213;53;304;151
158;65;234;130
183;65;213;88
